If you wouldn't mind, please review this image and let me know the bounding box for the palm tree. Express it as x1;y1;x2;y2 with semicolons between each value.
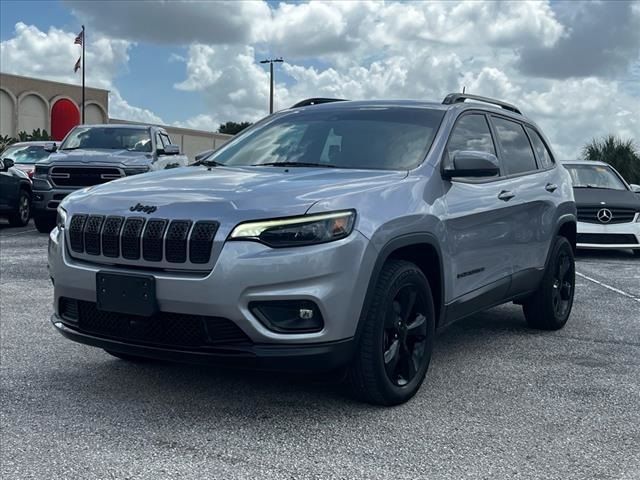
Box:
582;135;640;184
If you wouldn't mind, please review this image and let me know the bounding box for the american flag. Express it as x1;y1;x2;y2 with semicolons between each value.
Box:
74;31;83;46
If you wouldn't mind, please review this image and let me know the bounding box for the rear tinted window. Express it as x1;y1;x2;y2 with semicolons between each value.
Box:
525;126;554;169
210;107;445;170
492;117;537;175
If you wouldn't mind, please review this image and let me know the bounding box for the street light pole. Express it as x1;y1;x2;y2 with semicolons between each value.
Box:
260;58;283;114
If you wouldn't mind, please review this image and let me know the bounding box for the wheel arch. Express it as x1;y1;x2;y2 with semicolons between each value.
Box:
356;234;445;344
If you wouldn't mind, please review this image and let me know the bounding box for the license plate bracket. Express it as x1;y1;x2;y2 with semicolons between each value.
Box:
96;272;157;317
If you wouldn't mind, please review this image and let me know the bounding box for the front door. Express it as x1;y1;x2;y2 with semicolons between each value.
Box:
441;112;515;303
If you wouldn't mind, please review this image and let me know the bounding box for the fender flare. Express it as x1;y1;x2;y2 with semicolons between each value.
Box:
353;233;445;345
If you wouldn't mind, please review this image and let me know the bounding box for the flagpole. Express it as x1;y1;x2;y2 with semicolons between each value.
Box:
82;25;85;124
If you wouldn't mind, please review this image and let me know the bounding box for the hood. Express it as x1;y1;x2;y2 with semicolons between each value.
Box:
62;165;408;222
573;187;640;210
45;148;152;167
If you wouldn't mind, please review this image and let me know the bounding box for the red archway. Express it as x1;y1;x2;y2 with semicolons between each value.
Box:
51;99;80;141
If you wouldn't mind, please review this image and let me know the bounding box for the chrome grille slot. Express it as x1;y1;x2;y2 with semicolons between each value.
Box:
102;216;124;258
165;220;192;263
69;214;87;253
121;218;145;260
189;221;219;264
84;215;104;255
142;219;168;262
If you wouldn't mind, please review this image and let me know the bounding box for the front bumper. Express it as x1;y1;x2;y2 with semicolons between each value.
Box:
32;187;76;214
576;219;640;249
51;316;355;371
48;224;376;362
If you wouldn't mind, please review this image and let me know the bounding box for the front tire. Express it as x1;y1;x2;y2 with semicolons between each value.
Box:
34;212;55;233
348;260;435;406
8;189;31;227
522;236;575;330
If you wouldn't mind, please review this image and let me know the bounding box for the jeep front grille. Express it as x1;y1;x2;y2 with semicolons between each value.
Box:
50;167;123;187
68;214;219;266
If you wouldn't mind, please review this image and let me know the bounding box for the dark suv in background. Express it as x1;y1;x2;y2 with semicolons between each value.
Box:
49;94;577;405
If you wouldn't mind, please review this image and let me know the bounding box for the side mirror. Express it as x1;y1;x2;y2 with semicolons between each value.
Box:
2;158;15;170
161;144;180;156
44;142;57;153
631;184;640;193
443;151;500;179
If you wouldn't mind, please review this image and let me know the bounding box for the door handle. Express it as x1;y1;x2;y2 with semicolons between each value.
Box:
498;190;516;201
545;183;558;192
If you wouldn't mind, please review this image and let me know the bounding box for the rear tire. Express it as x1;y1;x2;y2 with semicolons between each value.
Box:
8;189;31;227
348;260;435;406
522;236;575;330
34;213;55;233
104;350;154;363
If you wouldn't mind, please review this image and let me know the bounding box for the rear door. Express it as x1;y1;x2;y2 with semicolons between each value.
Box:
441;112;515;303
489;116;556;284
0;166;20;210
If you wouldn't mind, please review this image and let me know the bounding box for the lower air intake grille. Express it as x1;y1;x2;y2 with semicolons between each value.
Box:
190;221;219;264
577;233;638;245
59;298;252;348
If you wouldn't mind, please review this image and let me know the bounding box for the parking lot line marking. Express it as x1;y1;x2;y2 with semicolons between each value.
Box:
576;271;640;304
0;229;37;238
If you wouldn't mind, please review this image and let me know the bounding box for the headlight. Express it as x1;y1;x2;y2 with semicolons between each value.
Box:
56;207;68;230
33;165;49;179
124;166;150;176
229;210;356;247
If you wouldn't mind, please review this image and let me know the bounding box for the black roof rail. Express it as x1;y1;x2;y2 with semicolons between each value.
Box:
290;98;347;108
442;93;522;115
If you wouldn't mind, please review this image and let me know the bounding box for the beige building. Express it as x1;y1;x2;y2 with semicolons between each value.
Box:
0;72;231;160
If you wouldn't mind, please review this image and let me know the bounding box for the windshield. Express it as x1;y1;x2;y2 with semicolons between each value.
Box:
60;127;152;152
209;107;445;170
565;164;627;190
1;144;49;164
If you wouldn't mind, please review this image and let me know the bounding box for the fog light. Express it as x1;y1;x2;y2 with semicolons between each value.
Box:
250;300;324;333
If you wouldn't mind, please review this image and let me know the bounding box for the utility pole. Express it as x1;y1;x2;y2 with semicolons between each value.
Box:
260;58;283;114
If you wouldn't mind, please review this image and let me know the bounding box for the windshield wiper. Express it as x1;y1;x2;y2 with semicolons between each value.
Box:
252;162;336;168
192;158;224;167
575;184;609;189
60;147;82;151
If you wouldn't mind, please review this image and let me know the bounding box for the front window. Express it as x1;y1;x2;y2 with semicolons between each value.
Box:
208;107;445;170
565;164;628;190
0;144;49;164
60;127;152;152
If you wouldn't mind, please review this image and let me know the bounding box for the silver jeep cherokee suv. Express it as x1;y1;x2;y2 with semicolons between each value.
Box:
49;94;577;405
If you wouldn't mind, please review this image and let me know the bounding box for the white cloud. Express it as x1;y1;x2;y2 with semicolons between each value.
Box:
108;90;165;124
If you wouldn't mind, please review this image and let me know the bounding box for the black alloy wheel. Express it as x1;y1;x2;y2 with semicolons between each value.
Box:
383;285;428;386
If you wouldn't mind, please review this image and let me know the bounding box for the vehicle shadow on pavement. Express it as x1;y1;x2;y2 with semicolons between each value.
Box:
39;305;535;417
575;249;638;261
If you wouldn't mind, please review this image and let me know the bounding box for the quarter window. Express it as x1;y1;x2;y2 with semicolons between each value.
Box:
445;114;496;169
492;117;537;175
525;127;554;169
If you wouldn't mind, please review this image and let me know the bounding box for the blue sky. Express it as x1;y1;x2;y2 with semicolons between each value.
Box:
1;0;638;158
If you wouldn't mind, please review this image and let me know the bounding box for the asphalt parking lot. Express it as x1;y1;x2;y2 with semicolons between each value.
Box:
1;222;639;480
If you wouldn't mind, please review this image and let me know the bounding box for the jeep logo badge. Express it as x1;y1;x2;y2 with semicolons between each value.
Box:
129;203;157;214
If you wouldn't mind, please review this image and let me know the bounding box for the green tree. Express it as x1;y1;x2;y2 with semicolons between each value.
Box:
218;121;252;135
15;129;53;142
582;135;640;184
